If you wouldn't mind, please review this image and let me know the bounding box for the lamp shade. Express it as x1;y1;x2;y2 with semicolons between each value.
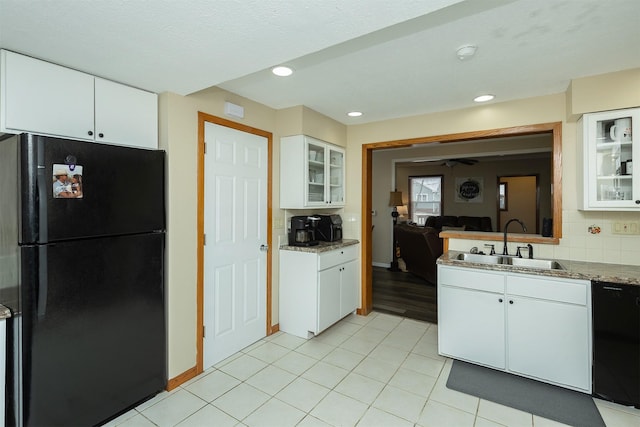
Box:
388;191;403;207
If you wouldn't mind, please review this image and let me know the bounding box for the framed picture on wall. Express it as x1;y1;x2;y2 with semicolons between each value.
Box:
455;177;483;203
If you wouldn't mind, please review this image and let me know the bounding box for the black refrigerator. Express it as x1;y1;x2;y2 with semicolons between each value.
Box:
0;133;167;426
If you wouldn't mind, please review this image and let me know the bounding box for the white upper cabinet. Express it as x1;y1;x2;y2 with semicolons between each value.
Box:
94;78;157;149
578;108;640;210
1;50;158;149
1;50;95;140
280;135;345;209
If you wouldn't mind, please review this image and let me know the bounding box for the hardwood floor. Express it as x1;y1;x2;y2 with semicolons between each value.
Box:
371;266;437;324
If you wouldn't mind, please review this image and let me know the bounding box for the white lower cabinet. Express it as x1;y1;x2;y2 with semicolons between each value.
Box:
506;274;591;392
438;267;506;369
280;244;359;339
438;265;592;393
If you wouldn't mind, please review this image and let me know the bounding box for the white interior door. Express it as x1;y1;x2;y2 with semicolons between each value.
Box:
203;122;267;368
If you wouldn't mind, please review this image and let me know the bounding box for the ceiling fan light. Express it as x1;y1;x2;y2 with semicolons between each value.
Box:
474;94;495;103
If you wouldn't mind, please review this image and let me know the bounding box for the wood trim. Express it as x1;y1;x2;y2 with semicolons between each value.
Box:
361;122;563;317
362;122;560;150
552;121;563;239
196;112;274;379
439;230;559;245
166;366;198;391
196;114;205;375
359;144;373;316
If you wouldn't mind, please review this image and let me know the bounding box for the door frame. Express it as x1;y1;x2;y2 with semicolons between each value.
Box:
359;122;562;316
196;111;274;374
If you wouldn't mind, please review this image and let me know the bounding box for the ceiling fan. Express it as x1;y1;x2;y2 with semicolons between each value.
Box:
441;158;479;167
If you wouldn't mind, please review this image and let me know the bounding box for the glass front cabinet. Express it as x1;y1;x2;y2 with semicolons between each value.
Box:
578;108;639;210
280;135;345;209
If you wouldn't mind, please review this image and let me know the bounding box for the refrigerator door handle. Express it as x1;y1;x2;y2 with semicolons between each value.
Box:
37;246;48;318
36;161;48;242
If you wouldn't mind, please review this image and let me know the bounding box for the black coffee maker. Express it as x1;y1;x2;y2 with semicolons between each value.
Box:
289;216;320;246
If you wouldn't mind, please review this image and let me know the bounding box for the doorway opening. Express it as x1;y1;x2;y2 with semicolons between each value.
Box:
497;175;539;233
196;112;274;375
360;122;562;317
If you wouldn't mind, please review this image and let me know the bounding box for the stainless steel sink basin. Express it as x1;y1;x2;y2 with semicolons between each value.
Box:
455;253;565;270
456;253;505;264
507;257;565;270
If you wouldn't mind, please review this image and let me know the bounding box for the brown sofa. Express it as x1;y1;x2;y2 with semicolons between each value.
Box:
394;216;493;284
424;215;493;232
394;224;442;284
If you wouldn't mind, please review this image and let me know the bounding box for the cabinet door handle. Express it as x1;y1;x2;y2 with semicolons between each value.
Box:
498;298;503;303
635;200;640;205
88;130;93;136
98;133;104;138
509;300;514;304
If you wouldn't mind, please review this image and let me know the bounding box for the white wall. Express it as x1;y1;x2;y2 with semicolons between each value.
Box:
347;69;640;267
159;67;640;385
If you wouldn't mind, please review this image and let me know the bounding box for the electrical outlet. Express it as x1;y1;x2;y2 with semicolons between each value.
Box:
612;221;640;234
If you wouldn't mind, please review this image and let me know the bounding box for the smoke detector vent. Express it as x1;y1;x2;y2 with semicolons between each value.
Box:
456;45;477;60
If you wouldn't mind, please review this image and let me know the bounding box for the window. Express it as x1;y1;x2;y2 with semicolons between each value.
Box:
409;175;443;225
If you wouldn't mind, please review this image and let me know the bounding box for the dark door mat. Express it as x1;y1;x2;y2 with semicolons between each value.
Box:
447;360;605;427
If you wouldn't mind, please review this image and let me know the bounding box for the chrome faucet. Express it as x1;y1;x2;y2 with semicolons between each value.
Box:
503;219;527;256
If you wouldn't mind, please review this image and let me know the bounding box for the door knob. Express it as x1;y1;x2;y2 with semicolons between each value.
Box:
260;245;269;252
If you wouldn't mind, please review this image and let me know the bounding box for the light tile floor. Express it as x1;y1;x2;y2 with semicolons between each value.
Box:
105;312;640;427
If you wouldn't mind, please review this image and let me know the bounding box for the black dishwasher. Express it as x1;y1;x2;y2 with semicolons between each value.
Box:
592;281;640;408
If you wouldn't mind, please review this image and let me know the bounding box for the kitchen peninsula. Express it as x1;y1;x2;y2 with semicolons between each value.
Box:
437;250;640;407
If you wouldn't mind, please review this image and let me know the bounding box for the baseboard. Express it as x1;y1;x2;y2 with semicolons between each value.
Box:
166;365;198;391
372;261;390;268
166;323;280;391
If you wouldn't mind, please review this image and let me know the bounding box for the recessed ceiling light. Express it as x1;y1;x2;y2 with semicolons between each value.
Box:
474;94;495;103
272;66;293;77
347;111;363;117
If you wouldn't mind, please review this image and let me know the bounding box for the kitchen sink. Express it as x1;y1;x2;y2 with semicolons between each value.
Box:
507;257;565;270
455;253;565;270
456;253;505;264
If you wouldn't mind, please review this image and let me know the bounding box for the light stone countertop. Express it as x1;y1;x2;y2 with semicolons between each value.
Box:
0;304;12;319
438;250;640;286
280;239;359;253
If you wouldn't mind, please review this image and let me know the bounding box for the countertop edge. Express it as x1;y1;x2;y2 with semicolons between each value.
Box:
0;304;12;319
438;250;640;286
280;239;360;253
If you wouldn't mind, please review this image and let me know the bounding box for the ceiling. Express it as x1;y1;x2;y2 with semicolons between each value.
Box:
1;0;638;125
